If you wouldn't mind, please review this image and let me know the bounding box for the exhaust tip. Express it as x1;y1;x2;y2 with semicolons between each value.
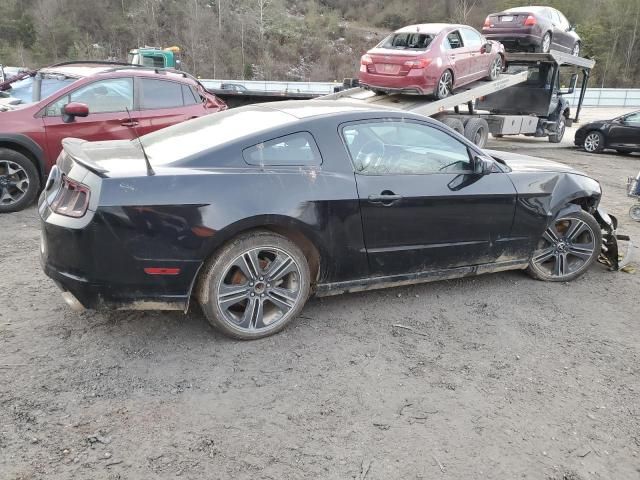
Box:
61;291;86;313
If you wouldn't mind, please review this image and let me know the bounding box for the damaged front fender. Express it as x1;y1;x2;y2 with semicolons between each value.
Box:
595;206;633;271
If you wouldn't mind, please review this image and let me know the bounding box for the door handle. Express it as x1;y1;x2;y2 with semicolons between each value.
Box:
368;191;402;206
120;119;139;127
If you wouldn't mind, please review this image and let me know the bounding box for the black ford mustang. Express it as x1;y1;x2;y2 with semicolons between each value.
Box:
40;101;619;339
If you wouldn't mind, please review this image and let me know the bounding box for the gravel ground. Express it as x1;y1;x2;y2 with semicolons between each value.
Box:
1;108;639;480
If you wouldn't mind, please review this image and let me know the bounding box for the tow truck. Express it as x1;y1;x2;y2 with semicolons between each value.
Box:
321;51;594;148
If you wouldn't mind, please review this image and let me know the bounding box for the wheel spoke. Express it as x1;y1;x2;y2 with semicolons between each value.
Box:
568;245;594;261
218;284;250;310
543;227;560;245
243;250;262;279
265;254;297;282
565;219;588;241
553;253;568;276
0;187;17;203
237;297;265;330
266;288;296;315
533;246;555;264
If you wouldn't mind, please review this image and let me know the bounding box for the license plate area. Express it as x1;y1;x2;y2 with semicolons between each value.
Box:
377;63;400;75
500;15;514;22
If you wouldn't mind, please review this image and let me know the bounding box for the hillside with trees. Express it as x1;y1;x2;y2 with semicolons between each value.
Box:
1;0;639;87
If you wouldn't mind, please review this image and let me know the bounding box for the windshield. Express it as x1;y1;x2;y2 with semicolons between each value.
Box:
140;106;296;165
6;75;76;105
378;32;433;50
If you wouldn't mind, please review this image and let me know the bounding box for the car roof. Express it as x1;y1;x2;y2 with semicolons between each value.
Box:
259;100;399;119
39;63;198;84
394;23;471;35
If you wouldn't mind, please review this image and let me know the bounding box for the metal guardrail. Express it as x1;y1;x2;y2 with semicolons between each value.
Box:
201;79;640;108
565;88;640;107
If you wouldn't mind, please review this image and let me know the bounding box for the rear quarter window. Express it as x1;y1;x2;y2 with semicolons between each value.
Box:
243;132;322;167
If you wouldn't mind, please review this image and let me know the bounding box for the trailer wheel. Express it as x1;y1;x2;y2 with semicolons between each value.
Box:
464;118;489;148
439;117;465;135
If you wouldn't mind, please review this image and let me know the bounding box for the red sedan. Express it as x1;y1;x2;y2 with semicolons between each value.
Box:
359;23;505;98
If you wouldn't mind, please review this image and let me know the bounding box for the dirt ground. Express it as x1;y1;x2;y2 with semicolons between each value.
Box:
1;108;639;480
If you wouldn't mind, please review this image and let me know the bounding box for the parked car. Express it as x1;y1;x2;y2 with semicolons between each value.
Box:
40;101;616;340
0;62;226;213
358;24;505;98
575;110;640;154
482;6;581;56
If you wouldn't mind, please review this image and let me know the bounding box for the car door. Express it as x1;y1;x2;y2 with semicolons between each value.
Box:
459;28;487;80
41;77;137;162
549;9;570;51
134;77;208;135
444;30;472;85
608;112;640;149
341;119;517;276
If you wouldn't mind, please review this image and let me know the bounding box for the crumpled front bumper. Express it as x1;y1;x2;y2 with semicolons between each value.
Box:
595;207;633;271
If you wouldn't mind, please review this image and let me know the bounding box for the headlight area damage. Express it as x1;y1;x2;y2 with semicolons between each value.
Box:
595;207;633;271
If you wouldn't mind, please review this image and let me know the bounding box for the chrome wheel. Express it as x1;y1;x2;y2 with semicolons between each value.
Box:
437;71;453;98
541;33;552;53
216;247;303;332
531;217;597;279
491;57;502;79
584;132;601;152
630;204;640;222
0;160;29;207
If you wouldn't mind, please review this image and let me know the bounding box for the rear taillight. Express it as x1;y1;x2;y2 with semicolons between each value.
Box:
361;54;373;65
404;58;431;69
51;176;90;218
524;15;537;26
484;16;491;27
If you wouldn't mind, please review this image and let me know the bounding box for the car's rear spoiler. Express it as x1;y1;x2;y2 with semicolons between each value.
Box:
61;138;108;175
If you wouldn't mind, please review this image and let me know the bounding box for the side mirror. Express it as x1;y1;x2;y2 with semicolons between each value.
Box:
62;102;89;123
569;25;576;32
481;42;493;54
473;155;494;175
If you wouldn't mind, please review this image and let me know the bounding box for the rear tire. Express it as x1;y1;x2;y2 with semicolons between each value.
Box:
464;118;489;148
434;70;453;99
539;32;552;53
583;131;604;153
485;56;502;81
0;148;40;213
198;230;311;340
526;210;601;282
439;117;465;135
630;204;640;222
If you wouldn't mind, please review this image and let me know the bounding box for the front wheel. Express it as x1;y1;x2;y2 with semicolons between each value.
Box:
630;204;640;222
198;231;311;340
548;116;566;143
0;148;41;213
526;210;602;282
583;131;604;153
572;42;581;56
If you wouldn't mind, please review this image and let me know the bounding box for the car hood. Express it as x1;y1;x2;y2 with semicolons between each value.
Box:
484;149;582;174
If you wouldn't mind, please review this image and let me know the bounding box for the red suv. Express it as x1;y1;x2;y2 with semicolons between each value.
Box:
0;62;226;212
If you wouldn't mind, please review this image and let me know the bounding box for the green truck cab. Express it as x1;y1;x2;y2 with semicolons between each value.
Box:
128;46;181;69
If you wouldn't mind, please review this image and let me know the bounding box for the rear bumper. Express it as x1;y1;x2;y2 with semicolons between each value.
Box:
484;32;540;47
39;201;200;312
358;69;436;96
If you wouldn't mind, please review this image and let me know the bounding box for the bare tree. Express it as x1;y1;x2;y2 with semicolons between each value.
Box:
452;0;477;24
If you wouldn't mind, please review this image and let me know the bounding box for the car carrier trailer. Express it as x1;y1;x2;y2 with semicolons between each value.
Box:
321;51;594;148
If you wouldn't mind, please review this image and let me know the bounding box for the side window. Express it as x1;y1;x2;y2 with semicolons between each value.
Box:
558;12;571;29
139;79;183;109
182;84;199;106
624;113;640;125
190;86;204;103
551;9;562;25
243;132;322;166
460;29;483;49
45;78;133;116
445;31;464;49
342;121;472;175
